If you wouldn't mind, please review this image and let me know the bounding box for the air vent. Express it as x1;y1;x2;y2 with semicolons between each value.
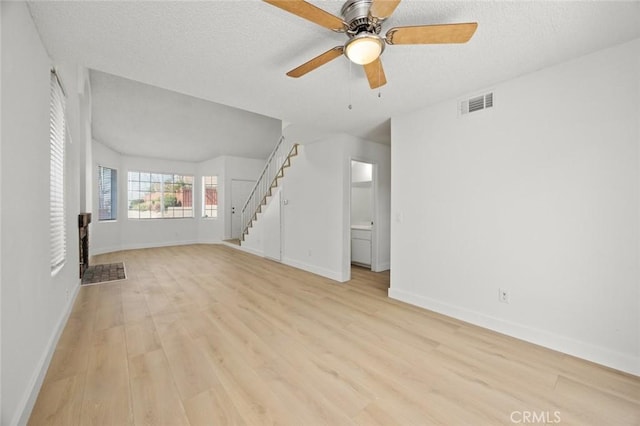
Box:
460;92;494;115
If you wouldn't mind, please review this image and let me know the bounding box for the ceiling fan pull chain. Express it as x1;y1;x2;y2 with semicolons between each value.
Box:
348;60;353;110
378;60;382;98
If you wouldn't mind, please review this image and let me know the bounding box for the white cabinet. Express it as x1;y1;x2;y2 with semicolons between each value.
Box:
351;228;371;266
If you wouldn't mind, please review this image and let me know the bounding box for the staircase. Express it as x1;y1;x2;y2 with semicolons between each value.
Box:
240;137;299;243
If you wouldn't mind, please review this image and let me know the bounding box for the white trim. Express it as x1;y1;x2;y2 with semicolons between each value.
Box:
373;261;390;272
91;240;199;256
13;281;81;426
388;287;640;376
222;240;346;284
120;240;199;252
223;241;346;283
90;245;123;256
196;237;223;245
227;241;263;257
282;256;346;283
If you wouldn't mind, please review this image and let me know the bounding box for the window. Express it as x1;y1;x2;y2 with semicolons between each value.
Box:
127;171;193;219
50;70;66;272
202;176;218;218
98;166;117;220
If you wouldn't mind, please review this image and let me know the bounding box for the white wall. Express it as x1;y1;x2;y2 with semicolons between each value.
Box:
79;68;93;212
351;185;372;226
351;160;372;183
242;186;281;258
280;136;347;280
351;161;374;226
244;128;391;282
89;141;202;255
91;143;267;253
1;3;87;423
92;142;199;254
0;6;4;421
390;38;640;375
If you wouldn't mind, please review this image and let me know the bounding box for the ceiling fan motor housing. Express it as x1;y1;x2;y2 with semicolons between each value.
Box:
341;0;381;36
341;0;385;65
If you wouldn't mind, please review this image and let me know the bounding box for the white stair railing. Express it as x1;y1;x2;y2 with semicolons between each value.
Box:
240;136;297;241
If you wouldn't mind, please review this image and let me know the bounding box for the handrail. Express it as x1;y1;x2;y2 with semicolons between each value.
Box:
241;136;284;213
239;135;297;241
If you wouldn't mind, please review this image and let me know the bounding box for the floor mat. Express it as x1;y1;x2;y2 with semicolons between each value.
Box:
81;262;126;285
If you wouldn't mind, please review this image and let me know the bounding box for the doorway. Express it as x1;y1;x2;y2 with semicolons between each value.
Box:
230;179;256;239
350;160;376;271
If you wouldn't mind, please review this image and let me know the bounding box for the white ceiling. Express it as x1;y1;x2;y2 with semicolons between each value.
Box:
28;0;640;154
90;70;281;161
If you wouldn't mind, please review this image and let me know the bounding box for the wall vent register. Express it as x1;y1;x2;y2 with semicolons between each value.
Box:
460;92;493;115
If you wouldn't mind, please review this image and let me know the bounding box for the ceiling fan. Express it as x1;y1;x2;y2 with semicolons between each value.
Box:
263;0;478;89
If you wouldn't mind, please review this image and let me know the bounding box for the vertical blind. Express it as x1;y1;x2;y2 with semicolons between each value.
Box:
50;71;66;271
98;166;117;220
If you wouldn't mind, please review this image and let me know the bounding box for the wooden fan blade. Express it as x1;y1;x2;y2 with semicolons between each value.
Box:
286;46;344;78
386;22;478;45
263;0;345;31
369;0;401;20
363;58;387;89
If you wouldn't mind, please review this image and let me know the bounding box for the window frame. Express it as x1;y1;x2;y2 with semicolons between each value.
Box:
202;175;219;219
127;170;194;220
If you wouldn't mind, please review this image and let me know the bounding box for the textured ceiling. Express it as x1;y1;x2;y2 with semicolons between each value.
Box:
28;0;640;154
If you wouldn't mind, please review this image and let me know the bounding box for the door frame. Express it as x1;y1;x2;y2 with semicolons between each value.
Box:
346;158;378;280
229;178;256;240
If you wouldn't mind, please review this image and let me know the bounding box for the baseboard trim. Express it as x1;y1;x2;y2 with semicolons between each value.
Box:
227;242;263;257
282;256;346;282
223;243;345;283
373;261;390;272
92;240;199;256
13;280;81;426
388;287;639;376
91;245;122;256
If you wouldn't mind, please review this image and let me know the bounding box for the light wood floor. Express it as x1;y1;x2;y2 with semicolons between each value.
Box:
29;245;639;425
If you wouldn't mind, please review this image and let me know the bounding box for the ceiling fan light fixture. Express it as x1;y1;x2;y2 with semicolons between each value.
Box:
344;33;385;65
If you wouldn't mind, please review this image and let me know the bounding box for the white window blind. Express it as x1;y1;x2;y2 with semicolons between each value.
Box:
98;166;117;220
50;70;66;272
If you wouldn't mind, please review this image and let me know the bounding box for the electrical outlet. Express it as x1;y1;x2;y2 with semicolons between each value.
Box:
499;288;509;304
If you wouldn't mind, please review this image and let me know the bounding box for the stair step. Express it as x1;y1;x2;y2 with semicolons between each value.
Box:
240;143;300;242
